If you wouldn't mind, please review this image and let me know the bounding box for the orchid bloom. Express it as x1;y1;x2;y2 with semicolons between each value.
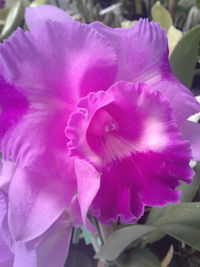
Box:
0;4;200;266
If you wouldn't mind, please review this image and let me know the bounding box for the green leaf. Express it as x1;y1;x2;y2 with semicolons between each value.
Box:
177;0;195;12
121;20;137;28
197;0;200;9
170;25;200;89
95;225;155;261
0;8;9;21
153;202;200;250
0;8;9;30
97;203;200;261
117;248;161;267
184;6;200;31
145;165;200;244
179;163;200;202
147;163;200;225
0;0;24;41
72;227;82;244
151;1;173;32
167;25;183;56
30;0;47;7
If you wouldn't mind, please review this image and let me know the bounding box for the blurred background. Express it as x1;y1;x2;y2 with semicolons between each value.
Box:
1;1;200;266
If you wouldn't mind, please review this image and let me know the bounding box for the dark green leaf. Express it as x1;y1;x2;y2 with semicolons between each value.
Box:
117;248;161;267
65;250;93;267
179;163;200;202
0;8;9;21
177;0;195;12
197;0;200;9
95;225;155;261
72;227;82;244
145;165;200;245
153;202;200;250
170;25;200;89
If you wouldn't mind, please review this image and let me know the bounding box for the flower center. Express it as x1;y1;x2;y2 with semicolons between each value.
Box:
104;121;116;132
86;108;134;165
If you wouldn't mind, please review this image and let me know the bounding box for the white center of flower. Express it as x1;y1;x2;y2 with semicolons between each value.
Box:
104;121;116;132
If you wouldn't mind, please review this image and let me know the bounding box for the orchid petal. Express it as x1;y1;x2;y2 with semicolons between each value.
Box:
67;82;193;223
8;163;75;242
25;5;73;32
13;242;37;267
1;107;76;242
144;76;200;127
0;234;13;264
0;160;16;192
91;19;169;82
91;19;200;124
36;213;72;267
179;120;200;161
74;159;100;228
0;77;28;147
0;21;117;104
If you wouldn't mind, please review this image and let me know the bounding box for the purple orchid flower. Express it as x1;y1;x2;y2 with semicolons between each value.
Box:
0;4;200;266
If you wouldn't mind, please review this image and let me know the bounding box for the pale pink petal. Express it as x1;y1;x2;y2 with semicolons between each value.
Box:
8;163;75;242
91;19;169;82
0;21;117;104
144;76;200;127
1;107;76;242
36;213;72;267
0;160;16;192
0;187;72;267
25;5;73;32
74;159;100;228
0;190;12;251
0;259;13;267
179;120;200;161
13;242;37;267
0;234;13;264
70;195;83;227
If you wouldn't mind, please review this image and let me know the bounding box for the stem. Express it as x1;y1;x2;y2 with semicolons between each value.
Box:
148;0;152;20
90;233;101;253
99;223;113;242
168;0;177;17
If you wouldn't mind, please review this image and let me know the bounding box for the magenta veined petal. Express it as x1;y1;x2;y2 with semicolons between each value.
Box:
67;82;193;224
0;77;28;147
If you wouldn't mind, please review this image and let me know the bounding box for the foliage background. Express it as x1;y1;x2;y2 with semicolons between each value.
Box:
1;0;200;266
